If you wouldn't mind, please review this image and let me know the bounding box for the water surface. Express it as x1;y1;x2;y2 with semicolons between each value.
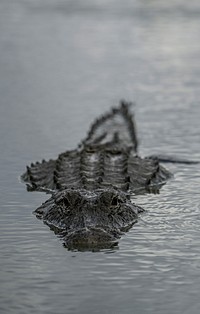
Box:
1;1;200;313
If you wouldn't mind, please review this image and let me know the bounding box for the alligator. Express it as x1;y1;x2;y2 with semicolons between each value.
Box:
22;101;172;250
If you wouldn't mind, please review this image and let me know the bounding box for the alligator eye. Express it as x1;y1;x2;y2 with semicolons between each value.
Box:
111;196;118;206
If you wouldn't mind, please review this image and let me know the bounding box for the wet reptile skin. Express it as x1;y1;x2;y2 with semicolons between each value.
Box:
22;101;171;250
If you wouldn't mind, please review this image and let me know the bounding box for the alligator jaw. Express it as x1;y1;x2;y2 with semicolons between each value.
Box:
63;227;120;250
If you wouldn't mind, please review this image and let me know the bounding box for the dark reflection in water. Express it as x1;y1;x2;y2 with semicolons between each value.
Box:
1;1;200;313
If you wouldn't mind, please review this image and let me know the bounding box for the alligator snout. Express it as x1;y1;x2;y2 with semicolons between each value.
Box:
63;227;119;250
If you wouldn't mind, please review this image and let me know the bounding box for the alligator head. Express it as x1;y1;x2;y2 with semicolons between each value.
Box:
34;188;144;250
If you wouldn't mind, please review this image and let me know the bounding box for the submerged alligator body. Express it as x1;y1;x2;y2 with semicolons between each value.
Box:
22;101;172;250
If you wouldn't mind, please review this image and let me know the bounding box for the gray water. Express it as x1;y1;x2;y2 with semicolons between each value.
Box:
1;1;200;313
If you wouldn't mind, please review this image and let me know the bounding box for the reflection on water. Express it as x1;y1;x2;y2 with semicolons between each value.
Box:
1;1;200;313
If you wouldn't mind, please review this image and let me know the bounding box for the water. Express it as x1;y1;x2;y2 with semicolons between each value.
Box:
1;1;200;313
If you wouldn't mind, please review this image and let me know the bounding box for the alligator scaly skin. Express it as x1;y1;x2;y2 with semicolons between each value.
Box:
22;101;171;250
